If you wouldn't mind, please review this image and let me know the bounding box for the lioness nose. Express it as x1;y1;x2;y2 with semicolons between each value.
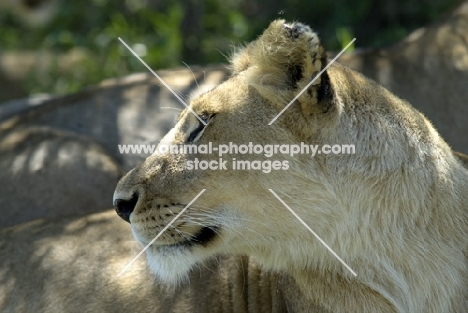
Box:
113;194;138;223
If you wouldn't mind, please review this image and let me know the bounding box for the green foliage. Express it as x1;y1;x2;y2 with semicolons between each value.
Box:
0;0;460;97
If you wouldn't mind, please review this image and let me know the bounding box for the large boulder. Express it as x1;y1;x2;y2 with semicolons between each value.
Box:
0;66;229;227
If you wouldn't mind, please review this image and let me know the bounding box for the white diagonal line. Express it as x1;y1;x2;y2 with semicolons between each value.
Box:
117;189;206;277
268;38;356;125
268;189;357;276
118;37;207;126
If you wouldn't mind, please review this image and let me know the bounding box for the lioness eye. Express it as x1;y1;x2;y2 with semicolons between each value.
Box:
187;114;213;142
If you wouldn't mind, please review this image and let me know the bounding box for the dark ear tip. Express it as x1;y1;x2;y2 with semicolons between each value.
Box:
317;70;333;102
282;23;311;39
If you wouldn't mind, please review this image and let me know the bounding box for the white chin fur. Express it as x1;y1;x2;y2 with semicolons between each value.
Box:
145;246;199;284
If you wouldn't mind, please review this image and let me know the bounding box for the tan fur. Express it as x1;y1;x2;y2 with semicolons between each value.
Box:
114;20;468;312
338;1;468;154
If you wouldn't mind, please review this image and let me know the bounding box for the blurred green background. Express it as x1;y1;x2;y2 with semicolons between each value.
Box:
0;0;460;101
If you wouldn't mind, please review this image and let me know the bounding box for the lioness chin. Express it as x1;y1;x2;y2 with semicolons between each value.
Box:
114;20;468;312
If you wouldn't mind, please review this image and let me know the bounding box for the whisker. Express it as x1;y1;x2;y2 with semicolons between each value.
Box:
186;208;272;229
216;48;229;60
175;89;189;104
170;226;194;242
184;221;230;246
183;216;267;252
161;106;183;112
182;61;199;89
198;259;216;276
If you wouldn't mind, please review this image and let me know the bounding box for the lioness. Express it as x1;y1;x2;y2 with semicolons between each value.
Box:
114;20;468;312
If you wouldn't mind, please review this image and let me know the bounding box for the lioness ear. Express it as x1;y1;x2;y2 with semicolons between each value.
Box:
231;20;334;117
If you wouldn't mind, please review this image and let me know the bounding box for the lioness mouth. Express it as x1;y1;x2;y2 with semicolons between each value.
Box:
171;226;218;247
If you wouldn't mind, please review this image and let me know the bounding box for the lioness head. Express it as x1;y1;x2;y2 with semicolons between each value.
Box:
113;20;468;310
